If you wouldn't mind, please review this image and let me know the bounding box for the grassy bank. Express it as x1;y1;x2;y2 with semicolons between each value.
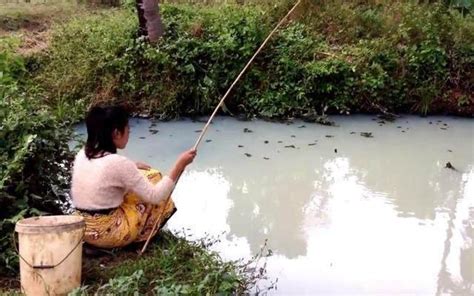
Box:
75;231;271;295
3;0;472;120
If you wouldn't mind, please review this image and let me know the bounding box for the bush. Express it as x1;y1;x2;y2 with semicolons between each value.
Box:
299;1;473;115
0;88;74;275
0;46;24;99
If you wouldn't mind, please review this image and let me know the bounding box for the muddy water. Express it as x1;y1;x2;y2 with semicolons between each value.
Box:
76;115;474;294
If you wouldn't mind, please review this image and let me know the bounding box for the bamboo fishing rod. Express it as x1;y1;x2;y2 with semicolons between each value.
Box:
140;0;302;255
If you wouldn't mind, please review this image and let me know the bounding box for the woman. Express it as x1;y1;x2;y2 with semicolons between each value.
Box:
71;106;196;248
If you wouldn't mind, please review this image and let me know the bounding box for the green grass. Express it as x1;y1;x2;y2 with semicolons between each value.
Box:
73;231;272;295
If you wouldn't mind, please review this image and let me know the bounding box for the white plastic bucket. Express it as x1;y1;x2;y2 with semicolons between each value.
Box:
15;215;85;296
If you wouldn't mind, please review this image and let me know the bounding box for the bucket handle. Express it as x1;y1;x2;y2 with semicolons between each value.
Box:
13;231;85;269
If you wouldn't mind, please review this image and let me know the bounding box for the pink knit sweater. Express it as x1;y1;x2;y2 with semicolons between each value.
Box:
71;149;175;210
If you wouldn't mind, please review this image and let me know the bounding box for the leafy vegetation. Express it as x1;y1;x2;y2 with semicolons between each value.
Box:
70;232;273;295
0;48;74;274
22;1;472;119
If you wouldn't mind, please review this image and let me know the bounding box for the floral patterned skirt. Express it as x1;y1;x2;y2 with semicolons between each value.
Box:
76;169;176;249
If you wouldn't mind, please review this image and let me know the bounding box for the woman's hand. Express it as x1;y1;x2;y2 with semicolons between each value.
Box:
177;149;197;169
136;161;151;170
169;149;197;182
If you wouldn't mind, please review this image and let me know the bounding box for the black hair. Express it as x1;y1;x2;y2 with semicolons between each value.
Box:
85;106;129;159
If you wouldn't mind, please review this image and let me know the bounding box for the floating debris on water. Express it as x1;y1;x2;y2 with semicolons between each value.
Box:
397;126;402;128
244;153;252;157
303;114;335;126
360;132;373;138
264;140;269;144
350;132;356;134
139;136;146;139
334;148;338;153
291;135;296;138
285;145;296;149
298;125;306;128
308;143;317;146
448;149;453;152
325;135;334;138
402;130;406;133
263;157;270;160
192;117;211;123
238;145;244;148
206;139;212;143
243;128;253;133
378;113;397;122
440;127;447;130
429;122;432;124
445;162;456;170
150;122;157;128
149;129;159;134
194;130;202;133
236;114;251;121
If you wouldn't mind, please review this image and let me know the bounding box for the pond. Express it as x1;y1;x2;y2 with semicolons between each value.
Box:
75;115;474;295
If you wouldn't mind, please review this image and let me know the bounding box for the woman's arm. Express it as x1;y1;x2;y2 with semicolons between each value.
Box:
119;149;196;204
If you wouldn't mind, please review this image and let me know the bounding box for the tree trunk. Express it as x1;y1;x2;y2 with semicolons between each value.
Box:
136;0;164;42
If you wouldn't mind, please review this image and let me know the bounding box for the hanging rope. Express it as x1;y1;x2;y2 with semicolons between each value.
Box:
140;0;302;255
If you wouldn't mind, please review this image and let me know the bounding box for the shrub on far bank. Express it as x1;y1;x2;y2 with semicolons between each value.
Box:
30;1;472;119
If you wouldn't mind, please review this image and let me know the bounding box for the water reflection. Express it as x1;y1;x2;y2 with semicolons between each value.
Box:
270;157;440;294
436;170;474;295
167;156;473;294
225;159;314;258
168;168;232;238
168;168;253;260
